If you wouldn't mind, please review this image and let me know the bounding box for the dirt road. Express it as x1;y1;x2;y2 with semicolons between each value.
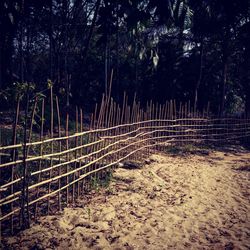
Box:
4;147;250;249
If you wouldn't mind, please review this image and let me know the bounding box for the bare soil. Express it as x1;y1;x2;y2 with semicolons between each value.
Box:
4;146;250;250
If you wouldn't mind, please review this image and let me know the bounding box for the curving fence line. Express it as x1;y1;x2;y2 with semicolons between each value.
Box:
0;93;250;239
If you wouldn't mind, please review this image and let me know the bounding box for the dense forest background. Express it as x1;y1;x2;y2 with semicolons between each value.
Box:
0;0;249;115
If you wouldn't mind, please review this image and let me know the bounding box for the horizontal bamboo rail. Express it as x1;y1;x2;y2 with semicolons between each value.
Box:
0;93;249;240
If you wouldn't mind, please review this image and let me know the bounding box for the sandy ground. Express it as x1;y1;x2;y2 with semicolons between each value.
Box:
3;146;250;250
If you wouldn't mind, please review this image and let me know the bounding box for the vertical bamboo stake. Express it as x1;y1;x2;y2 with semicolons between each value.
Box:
184;102;187;146
206;102;209;144
96;100;103;184
0;127;2;245
190;104;193;144
56;96;62;211
183;103;186;145
161;103;165;149
47;86;54;214
108;99;114;165
121;92;126;125
188;101;191;144
131;98;136;161
116;105;121;163
173;100;177;120
35;99;44;219
21;83;31;230
151;103;155;153
169;100;173;145
140;105;144;159
101;100;107;182
179;102;182;146
10;97;20;234
87;113;94;192
124;104;129;160
244;113;247;143
158;104;162;151
80;108;84;195
72;106;78;203
135;102;139;161
155;102;159;152
27;97;38;147
149;100;153;155
188;101;191;145
111;101;116;168
165;101;169;150
121;94;128;160
193;104;196;144
145;102;149;157
65;106;69;204
98;101;106;185
97;94;105;128
92;104;99;183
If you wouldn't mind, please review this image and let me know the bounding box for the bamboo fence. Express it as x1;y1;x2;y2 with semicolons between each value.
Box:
0;92;250;239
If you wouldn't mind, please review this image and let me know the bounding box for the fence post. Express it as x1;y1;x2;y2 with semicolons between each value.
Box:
48;86;54;214
20;89;30;230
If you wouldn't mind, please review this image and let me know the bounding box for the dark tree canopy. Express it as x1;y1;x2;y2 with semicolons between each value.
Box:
0;0;249;115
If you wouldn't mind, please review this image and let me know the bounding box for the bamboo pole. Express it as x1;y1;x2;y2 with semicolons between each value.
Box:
2;96;250;233
1;117;238;152
47;86;54;214
80;108;84;195
10;97;20;234
65;106;69;204
92;103;99;186
35;99;44;219
27;97;38;148
72;106;78;203
0;127;2;245
21;84;30;230
56;96;62;211
184;102;188;146
1;120;250;213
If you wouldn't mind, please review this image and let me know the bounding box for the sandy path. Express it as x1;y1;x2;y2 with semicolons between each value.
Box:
4;148;250;250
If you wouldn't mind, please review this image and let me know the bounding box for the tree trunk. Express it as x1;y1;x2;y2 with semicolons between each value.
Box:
220;30;229;117
246;84;250;117
105;36;108;97
19;1;24;84
0;39;2;90
194;38;204;110
220;50;228;117
49;0;54;81
82;0;101;59
220;59;227;117
115;1;120;101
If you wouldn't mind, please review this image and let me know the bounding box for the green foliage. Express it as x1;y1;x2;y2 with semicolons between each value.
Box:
90;170;113;191
0;0;249;114
0;82;35;102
